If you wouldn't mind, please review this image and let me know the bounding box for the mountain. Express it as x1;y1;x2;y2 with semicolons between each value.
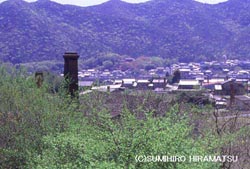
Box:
0;0;249;68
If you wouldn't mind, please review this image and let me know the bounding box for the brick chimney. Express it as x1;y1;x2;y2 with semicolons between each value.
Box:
63;52;79;97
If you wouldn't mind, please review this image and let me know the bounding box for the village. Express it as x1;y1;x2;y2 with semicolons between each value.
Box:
75;57;250;111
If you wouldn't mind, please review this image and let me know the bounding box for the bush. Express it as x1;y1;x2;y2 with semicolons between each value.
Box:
0;65;77;168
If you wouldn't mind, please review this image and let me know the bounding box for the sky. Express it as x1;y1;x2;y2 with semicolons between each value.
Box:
0;0;229;7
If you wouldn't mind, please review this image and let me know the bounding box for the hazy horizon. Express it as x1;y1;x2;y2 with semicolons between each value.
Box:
0;0;229;7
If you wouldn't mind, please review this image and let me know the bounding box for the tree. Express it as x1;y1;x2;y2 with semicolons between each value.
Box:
0;65;77;168
172;69;181;84
28;93;219;169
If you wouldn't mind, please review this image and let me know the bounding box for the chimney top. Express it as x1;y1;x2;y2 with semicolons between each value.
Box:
63;52;79;59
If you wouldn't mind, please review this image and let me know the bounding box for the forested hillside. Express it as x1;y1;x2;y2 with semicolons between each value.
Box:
0;0;249;67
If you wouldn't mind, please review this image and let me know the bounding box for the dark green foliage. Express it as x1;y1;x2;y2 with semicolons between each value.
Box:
0;0;250;67
172;69;181;84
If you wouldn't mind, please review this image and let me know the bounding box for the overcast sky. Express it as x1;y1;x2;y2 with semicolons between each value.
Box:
0;0;229;6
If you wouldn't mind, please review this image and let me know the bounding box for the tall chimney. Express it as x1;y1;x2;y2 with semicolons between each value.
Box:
63;52;79;97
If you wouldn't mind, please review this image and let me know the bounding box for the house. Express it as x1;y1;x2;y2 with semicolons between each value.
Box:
202;78;225;90
179;68;191;79
155;67;166;77
79;81;94;89
222;69;230;74
100;71;112;78
121;79;136;89
170;64;180;74
114;79;123;85
204;70;212;76
152;78;167;89
214;79;247;95
178;80;200;90
196;77;205;85
135;80;150;90
124;57;135;62
91;84;122;92
236;70;249;79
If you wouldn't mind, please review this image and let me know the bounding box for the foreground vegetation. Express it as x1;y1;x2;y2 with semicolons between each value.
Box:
0;66;249;169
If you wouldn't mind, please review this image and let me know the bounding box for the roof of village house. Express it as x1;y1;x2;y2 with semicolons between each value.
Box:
137;79;150;83
203;78;225;84
122;79;136;84
196;77;205;81
236;79;248;82
114;80;123;84
221;79;235;85
238;70;249;74
179;68;191;72
178;80;200;86
205;70;212;73
152;79;166;83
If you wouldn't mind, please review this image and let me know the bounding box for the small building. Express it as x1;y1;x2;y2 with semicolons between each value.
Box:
178;80;200;90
